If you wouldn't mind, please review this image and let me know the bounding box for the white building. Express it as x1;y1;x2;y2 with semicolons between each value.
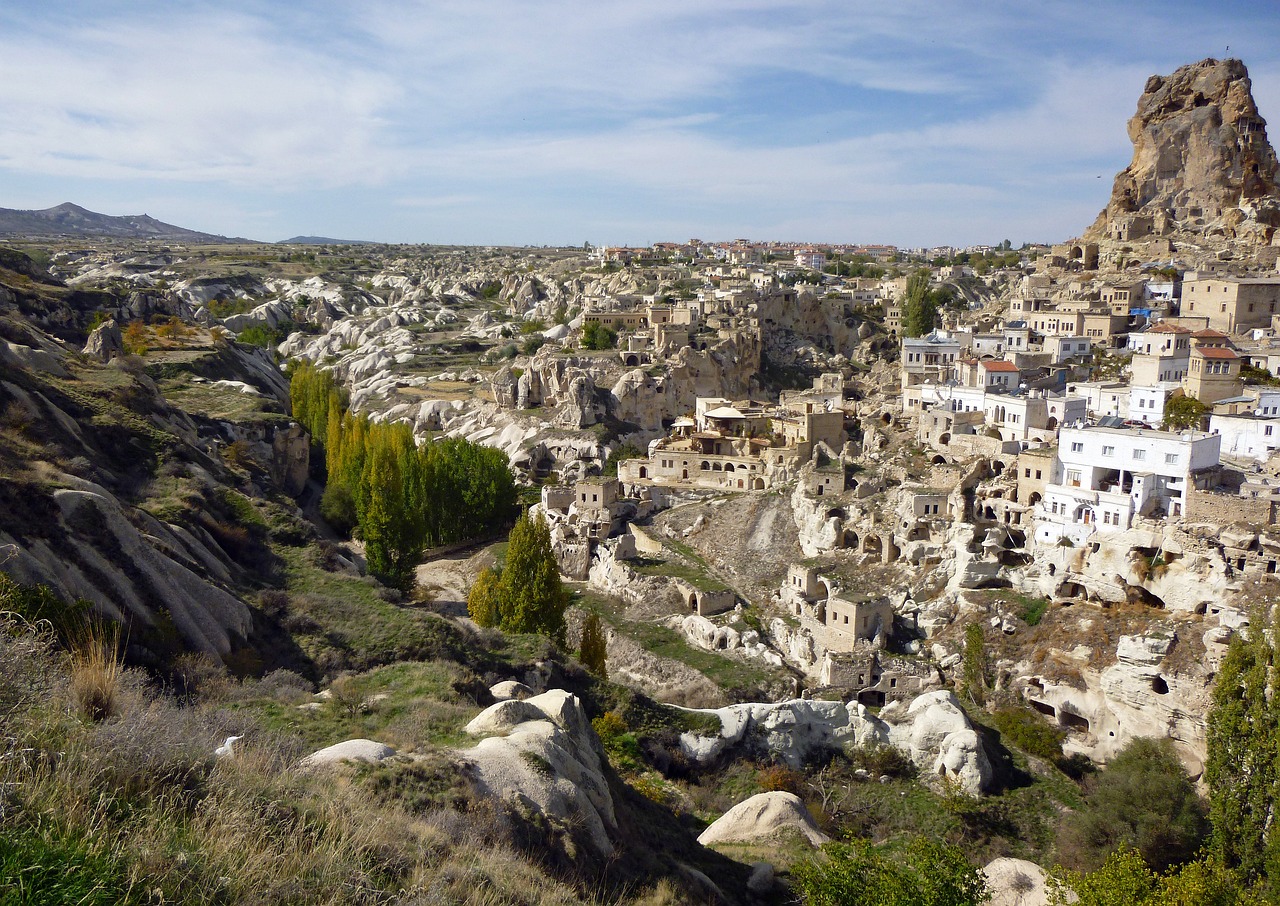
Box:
1128;382;1181;427
1067;381;1130;421
1046;336;1092;364
1210;413;1280;462
901;331;962;389
1033;425;1221;544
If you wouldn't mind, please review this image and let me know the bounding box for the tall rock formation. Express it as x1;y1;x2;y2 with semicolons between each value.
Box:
1086;58;1280;245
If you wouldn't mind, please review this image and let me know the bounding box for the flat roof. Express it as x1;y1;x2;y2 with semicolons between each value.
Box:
1065;424;1215;440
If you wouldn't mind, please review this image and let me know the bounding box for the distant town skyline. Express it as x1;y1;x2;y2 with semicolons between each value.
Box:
2;1;1280;248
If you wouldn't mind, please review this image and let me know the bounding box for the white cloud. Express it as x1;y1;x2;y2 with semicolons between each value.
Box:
0;10;404;186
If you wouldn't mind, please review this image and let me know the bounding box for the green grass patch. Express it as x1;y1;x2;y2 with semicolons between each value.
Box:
238;659;481;751
159;375;289;424
577;590;778;696
0;822;139;906
628;556;729;593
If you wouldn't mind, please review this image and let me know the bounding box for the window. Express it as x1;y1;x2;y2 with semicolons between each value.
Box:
1267;425;1274;437
1102;445;1115;456
1066;470;1082;486
1165;453;1179;464
1071;441;1084;452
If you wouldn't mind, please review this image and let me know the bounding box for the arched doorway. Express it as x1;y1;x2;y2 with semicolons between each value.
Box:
638;466;647;478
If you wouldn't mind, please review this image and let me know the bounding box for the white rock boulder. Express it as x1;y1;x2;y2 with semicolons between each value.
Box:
697;791;828;848
460;690;617;856
881;690;993;795
982;857;1051;906
299;739;396;771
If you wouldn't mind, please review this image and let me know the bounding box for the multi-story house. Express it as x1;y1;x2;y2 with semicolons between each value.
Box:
1129;324;1191;387
1182;275;1280;334
1046;336;1093;364
1067;381;1130;420
1033;425;1221;544
1209;412;1280;461
900;331;962;389
1183;343;1243;405
1128;382;1182;426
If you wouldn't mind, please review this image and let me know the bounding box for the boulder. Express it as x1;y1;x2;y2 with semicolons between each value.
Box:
489;680;535;701
982;857;1051;906
82;319;123;361
697;791;828;847
881;690;993;795
299;739;396;770
459;690;617;856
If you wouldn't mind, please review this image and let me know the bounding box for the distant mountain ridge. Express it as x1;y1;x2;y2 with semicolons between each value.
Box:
278;235;372;245
0;202;254;242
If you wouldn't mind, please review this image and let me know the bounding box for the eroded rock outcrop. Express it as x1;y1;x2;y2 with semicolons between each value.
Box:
678;691;992;794
459;690;618;856
1086;57;1280;244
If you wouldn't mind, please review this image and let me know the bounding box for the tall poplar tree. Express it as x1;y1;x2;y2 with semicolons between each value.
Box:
1206;609;1280;883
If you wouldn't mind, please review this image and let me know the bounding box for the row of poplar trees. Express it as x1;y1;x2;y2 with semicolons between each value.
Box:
291;363;517;589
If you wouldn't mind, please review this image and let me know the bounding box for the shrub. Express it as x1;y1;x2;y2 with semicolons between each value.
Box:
758;764;806;796
991;704;1066;763
791;836;989;905
1059;737;1207;872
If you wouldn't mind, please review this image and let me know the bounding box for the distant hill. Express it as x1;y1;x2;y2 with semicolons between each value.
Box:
0;202;254;243
278;235;373;245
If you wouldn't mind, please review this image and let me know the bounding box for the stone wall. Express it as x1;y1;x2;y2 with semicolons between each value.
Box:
1186;487;1279;526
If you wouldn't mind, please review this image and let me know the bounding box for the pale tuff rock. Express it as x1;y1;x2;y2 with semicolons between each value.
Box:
1018;628;1212;773
982;858;1051;906
678;691;992;794
696;791;828;848
2;485;251;656
299;739;396;771
1086;57;1280;244
881;690;993;795
81;319;123;361
460;690;618;856
488;680;535;701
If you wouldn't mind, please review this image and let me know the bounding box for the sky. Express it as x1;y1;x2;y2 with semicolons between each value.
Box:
2;2;1280;248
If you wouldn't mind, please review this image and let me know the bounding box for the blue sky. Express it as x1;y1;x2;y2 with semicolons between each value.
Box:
2;2;1280;247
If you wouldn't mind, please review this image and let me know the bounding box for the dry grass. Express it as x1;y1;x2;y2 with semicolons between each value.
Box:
0;617;722;905
69;621;123;721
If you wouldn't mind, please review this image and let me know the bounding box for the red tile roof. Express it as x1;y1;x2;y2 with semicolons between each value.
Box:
1196;347;1240;360
1147;322;1191;333
981;360;1020;372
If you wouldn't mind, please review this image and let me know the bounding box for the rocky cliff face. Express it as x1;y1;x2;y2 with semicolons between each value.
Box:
1086;57;1280;244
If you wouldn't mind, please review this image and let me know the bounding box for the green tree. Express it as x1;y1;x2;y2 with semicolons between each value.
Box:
961;622;988;707
1051;847;1156;906
501;513;568;645
1060;737;1207;872
1206;610;1280;884
468;513;567;645
792;836;989;906
579;612;607;678
901;269;939;337
1162;395;1207;431
580;321;617;350
467;567;505;628
1050;850;1261;906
